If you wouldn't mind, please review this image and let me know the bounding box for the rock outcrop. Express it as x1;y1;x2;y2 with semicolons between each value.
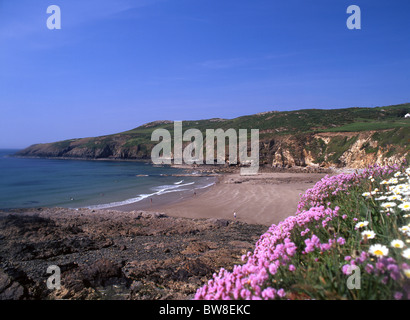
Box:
264;131;408;169
0;208;265;300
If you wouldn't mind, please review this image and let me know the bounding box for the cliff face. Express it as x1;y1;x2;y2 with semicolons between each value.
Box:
263;130;409;169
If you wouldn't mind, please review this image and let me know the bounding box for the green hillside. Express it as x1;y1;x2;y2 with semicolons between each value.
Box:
16;103;410;167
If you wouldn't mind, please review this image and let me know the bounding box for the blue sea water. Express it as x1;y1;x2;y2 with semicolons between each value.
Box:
0;149;215;210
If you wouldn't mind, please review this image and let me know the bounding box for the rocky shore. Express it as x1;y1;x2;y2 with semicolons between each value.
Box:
0;208;266;300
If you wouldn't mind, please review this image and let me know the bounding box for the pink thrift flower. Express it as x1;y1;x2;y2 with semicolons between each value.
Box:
320;243;331;251
365;264;374;274
342;264;351;275
261;287;276;300
277;289;286;298
268;264;278;275
337;237;346;245
394;292;403;300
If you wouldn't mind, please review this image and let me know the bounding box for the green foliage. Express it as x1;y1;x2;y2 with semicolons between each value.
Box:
326;136;359;164
53;139;77;149
371;127;410;148
321;120;410;132
81;140;110;150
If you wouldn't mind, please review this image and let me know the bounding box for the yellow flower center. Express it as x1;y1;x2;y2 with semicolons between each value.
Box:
374;250;383;256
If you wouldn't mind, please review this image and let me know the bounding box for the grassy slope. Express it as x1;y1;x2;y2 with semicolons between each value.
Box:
71;103;410;143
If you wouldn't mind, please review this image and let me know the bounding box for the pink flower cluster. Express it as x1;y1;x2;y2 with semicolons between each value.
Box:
296;163;401;214
361;163;401;179
194;204;342;300
296;173;360;214
303;234;345;254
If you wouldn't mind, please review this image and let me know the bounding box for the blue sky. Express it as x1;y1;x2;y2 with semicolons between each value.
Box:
1;0;410;148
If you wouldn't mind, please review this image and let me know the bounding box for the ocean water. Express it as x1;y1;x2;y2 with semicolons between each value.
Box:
0;149;215;210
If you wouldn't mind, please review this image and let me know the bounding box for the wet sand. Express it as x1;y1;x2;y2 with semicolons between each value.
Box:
112;172;328;226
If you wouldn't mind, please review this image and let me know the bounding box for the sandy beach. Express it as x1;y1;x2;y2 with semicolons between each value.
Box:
113;171;328;226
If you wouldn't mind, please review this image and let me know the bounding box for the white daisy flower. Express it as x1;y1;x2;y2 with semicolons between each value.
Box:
399;226;410;233
387;178;399;185
361;230;376;240
381;202;397;208
388;195;401;201
369;244;389;257
402;248;410;260
398;202;410;211
375;196;387;201
390;239;405;248
355;221;369;229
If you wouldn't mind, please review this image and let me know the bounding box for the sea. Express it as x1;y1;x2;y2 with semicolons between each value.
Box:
0;149;215;210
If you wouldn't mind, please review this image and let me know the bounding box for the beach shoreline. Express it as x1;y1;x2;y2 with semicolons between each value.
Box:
110;168;331;226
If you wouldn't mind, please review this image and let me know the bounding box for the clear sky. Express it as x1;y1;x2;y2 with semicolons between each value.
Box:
1;0;409;148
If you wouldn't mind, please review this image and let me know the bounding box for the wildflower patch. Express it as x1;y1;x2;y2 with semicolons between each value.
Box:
195;164;410;300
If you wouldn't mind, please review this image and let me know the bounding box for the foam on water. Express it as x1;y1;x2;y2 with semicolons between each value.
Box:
87;181;198;209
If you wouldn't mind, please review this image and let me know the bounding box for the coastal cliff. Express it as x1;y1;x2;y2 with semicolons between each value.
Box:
263;130;409;168
16;103;410;169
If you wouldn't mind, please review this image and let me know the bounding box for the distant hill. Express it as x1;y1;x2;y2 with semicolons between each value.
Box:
16;103;410;168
